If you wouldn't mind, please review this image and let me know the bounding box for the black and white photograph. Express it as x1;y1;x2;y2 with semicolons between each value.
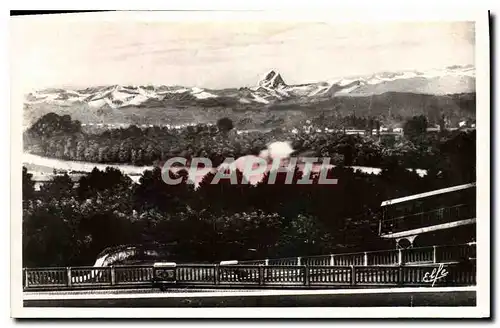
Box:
9;10;490;318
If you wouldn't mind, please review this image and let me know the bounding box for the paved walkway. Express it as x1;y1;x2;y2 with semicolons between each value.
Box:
24;286;476;307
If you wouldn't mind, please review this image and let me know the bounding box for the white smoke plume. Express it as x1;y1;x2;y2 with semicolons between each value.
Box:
259;141;294;161
225;141;296;185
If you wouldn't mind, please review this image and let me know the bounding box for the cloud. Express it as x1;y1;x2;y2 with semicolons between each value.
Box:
11;20;475;90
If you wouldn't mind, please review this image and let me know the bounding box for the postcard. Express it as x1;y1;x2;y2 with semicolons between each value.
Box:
10;9;490;318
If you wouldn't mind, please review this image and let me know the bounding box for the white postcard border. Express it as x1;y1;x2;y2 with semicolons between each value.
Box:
9;8;490;318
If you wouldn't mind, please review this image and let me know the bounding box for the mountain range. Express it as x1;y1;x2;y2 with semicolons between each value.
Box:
25;65;474;109
22;65;475;129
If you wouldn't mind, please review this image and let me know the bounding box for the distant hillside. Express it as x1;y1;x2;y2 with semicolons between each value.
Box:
23;91;475;131
270;92;475;120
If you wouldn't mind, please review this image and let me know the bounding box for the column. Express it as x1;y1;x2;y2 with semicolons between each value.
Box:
24;268;29;288
258;266;264;285
214;265;220;285
67;267;72;287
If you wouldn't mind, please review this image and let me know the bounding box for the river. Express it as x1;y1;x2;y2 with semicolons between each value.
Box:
22;152;427;187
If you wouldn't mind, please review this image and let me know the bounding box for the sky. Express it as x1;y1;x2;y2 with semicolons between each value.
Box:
11;18;475;91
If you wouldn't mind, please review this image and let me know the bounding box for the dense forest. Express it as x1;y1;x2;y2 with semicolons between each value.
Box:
24;112;475;170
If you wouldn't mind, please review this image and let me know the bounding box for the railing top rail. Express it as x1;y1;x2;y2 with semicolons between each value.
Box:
301;265;354;269
221;265;303;269
237;258;299;263
177;263;218;267
24;267;69;271
65;266;112;270
237;242;475;264
267;257;300;261
112;265;155;269
300;256;333;260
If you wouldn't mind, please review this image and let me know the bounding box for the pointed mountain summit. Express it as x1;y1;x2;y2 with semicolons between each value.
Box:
258;70;287;89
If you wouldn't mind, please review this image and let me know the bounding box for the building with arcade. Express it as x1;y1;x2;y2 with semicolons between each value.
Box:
378;182;476;250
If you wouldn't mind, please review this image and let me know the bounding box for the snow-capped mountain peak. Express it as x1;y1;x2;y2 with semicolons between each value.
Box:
258;70;287;89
